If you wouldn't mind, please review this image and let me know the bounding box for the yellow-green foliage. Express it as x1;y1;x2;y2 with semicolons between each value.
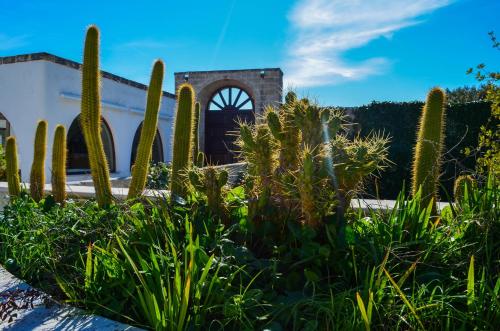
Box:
411;87;447;210
128;60;164;199
80;25;112;207
51;125;67;204
238;95;388;227
188;166;228;219
5;136;20;197
453;174;476;203
30;120;47;202
193;102;201;160
170;84;195;198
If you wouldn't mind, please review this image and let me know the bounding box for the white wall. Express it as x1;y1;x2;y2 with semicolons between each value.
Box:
0;60;176;182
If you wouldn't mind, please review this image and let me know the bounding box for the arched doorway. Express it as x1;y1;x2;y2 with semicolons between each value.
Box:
205;86;255;164
0;113;12;147
130;122;164;168
67;115;116;174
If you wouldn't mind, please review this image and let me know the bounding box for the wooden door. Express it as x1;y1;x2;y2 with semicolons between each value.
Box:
205;87;255;165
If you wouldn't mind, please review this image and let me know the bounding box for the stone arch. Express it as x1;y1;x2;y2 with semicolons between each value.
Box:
67;115;116;174
174;68;283;164
130;122;164;169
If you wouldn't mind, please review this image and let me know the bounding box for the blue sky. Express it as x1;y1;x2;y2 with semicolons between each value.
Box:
1;0;498;106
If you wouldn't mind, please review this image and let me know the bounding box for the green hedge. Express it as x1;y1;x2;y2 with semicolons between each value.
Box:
350;101;491;199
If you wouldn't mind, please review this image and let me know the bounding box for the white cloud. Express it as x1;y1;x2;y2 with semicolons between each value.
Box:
0;34;28;51
285;0;453;88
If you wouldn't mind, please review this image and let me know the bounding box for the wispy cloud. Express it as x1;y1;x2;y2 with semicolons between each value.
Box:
285;0;453;88
210;0;237;67
0;34;28;51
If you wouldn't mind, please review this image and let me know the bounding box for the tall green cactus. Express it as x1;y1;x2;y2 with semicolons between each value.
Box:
5;136;20;197
128;60;164;199
411;87;447;210
29;120;47;202
51;125;67;204
192;102;201;160
170;83;195;199
80;25;113;207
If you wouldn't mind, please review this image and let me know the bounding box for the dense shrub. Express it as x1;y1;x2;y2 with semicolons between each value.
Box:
1;174;499;330
351;101;491;199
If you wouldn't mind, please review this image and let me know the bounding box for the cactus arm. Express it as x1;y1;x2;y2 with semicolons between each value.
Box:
51;125;67;204
170;84;195;199
128;60;164;199
80;25;113;207
411;87;446;210
29;120;48;202
5;136;20;197
267;110;283;140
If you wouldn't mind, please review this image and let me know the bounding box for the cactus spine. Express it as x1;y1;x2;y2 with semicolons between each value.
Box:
192;102;201;160
51;125;67;204
170;84;195;199
29;120;47;202
411;87;446;210
80;25;113;207
5;136;20;197
128;60;164;199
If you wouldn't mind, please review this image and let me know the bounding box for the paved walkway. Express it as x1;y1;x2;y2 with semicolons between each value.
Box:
0;267;141;330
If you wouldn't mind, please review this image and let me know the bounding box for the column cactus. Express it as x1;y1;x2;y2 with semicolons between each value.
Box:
29;120;47;202
51;125;67;204
453;174;476;203
188;166;228;219
5;136;20;197
411;87;447;210
128;60;164;199
170;83;195;199
192;102;201;161
80;25;113;207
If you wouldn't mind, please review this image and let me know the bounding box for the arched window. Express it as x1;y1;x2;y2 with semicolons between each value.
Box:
130;122;164;169
208;87;254;112
0;113;12;146
67;115;116;174
205;86;255;164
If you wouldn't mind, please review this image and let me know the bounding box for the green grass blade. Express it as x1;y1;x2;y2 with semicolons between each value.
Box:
356;292;370;331
383;268;425;330
467;255;475;309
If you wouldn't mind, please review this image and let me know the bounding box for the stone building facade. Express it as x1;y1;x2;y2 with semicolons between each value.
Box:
174;68;283;163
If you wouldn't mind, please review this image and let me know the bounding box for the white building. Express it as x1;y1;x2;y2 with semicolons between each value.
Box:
0;53;176;183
